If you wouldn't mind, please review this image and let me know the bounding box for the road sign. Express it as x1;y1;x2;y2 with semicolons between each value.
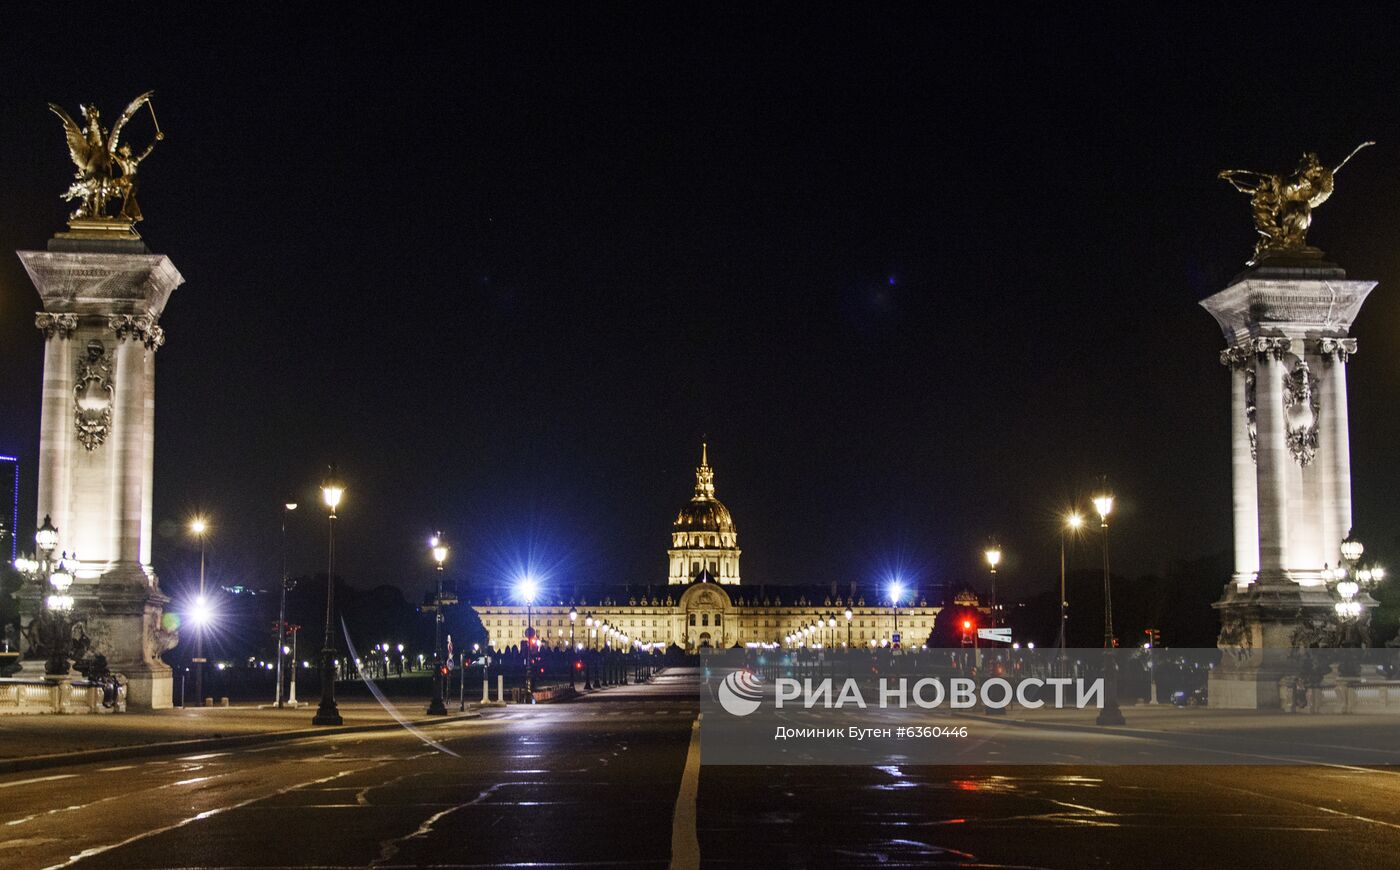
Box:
976;627;1012;643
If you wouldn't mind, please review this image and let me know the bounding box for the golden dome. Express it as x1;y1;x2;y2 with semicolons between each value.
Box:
674;497;735;533
672;442;736;533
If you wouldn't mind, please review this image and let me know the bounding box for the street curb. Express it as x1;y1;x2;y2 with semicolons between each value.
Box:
0;709;482;775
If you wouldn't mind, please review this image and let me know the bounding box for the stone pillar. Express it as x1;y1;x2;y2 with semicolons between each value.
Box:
1200;258;1375;709
1317;338;1356;568
1252;337;1292;577
1222;347;1258;585
18;243;184;710
34;314;78;539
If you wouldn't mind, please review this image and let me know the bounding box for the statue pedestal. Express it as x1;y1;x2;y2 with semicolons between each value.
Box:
1209;576;1337;709
16;240;184;711
1201;258;1377;709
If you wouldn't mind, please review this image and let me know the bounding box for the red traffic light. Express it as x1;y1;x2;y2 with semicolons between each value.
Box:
438;665;450;677
962;619;973;630
574;660;584;670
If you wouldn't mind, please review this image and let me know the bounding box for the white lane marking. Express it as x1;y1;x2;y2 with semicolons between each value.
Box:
0;775;78;790
42;766;375;870
175;752;229;761
371;783;505;866
670;714;701;870
97;765;137;772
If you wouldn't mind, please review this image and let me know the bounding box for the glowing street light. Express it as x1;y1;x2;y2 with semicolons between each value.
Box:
427;532;451;716
1092;482;1125;727
984;542;1002;625
1059;511;1085;665
313;465;346;726
189;516;211;704
516;575;539;698
35;514;58;556
887;581;906;649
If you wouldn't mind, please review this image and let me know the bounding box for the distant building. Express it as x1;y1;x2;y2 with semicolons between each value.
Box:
472;445;944;652
0;455;17;561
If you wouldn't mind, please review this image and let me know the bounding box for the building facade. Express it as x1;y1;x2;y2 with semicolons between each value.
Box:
472;446;942;652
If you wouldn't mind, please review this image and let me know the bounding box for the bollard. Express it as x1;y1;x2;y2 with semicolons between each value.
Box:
220;697;230;707
482;679;490;703
203;697;213;707
496;674;504;704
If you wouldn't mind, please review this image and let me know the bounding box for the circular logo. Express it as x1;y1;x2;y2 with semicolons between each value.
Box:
718;671;763;716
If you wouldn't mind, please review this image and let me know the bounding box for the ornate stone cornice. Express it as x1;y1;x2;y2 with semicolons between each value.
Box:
34;312;78;339
1318;337;1357;363
107;314;165;350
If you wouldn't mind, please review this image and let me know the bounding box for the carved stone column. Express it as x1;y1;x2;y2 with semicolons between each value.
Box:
1316;338;1356;568
1252;337;1292;577
1221;346;1258;586
34;314;78;543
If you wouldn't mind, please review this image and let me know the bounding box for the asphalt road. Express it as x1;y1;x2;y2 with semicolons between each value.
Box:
3;669;1400;869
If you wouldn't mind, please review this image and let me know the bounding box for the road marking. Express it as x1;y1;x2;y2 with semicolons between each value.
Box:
97;765;137;772
43;766;377;870
0;774;77;789
670;714;701;870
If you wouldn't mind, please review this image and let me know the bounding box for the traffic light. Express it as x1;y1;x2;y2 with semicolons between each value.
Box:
1144;628;1162;647
574;660;584;670
962;619;973;631
438;664;450;678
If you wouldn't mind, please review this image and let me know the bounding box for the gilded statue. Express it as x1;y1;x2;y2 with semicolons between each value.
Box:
48;92;163;226
1219;142;1373;265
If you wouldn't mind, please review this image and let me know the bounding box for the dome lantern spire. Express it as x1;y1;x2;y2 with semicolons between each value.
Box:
694;441;715;498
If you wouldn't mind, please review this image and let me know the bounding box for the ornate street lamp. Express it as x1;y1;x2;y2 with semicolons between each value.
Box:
984;542;1002;625
1326;531;1384;646
1059;512;1084;669
1092;487;1125;726
16;519;90;677
427;533;450;715
312;466;345;726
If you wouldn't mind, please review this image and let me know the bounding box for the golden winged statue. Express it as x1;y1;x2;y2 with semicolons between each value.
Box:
1219;142;1373;265
49;92;163;226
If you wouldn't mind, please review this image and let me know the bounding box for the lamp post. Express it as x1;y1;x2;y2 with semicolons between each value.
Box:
312;467;344;726
1325;531;1383;646
888;581;905;650
17;518;85;677
275;501;297;708
189;517;209;705
569;607;577;690
427;533;450;715
517;576;538;700
984;542;1002;626
844;607;853;649
584;614;594;689
1059;512;1083;672
1093;489;1125;726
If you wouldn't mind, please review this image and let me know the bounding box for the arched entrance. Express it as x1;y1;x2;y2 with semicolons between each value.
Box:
679;582;732;651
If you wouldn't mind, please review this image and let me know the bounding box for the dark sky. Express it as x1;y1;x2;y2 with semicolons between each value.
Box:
2;7;1399;607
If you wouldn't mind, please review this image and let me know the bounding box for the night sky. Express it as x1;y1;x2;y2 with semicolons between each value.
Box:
2;8;1398;609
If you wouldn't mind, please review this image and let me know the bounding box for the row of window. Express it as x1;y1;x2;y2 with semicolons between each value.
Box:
483;616;931;630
